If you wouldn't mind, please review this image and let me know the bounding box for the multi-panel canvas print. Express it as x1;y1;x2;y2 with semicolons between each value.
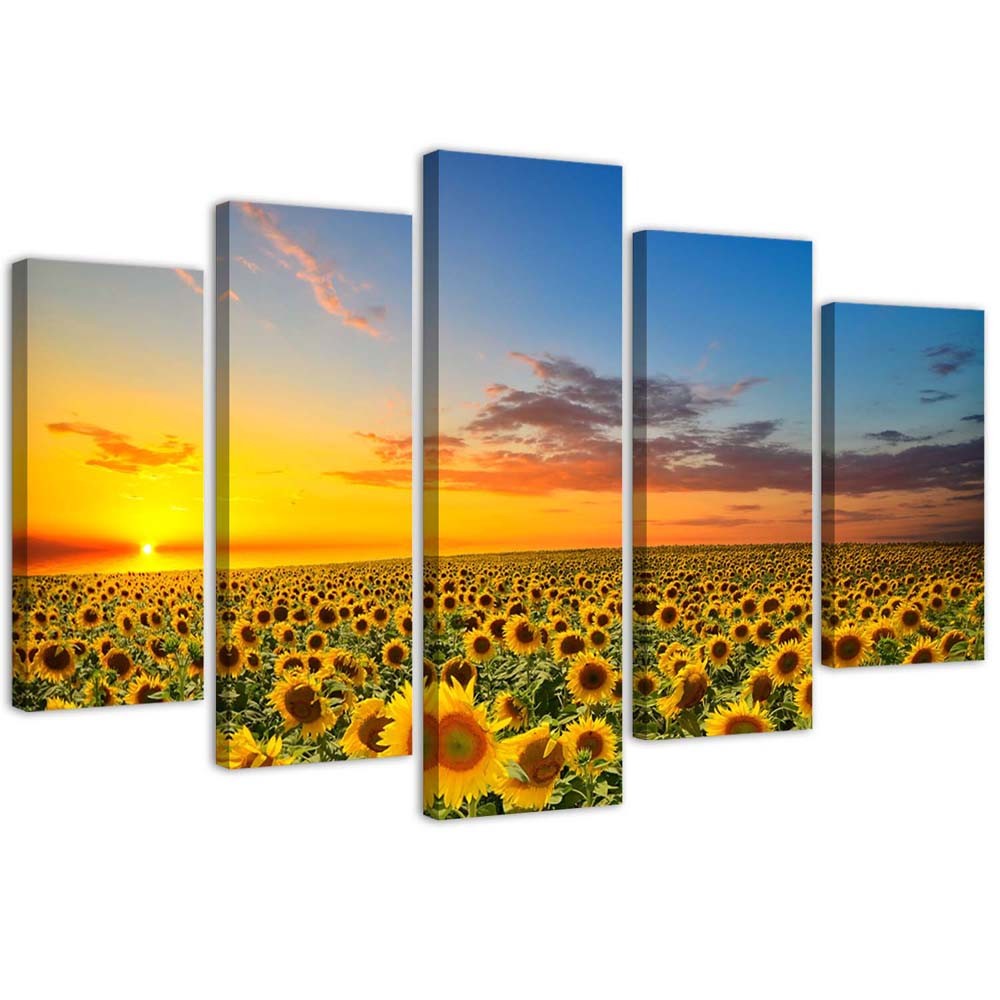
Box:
633;232;813;738
11;259;204;710
423;151;624;818
215;203;412;767
821;303;985;667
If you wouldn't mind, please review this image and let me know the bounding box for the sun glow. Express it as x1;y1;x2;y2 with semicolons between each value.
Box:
141;543;154;556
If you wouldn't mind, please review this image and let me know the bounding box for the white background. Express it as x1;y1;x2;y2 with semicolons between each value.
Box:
1;3;997;998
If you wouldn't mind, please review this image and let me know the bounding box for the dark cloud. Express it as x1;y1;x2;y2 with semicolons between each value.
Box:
920;389;957;404
828;437;984;496
864;429;933;444
924;343;975;376
727;504;762;511
962;413;984;423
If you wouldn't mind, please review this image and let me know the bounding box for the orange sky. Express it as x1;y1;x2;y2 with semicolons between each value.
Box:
16;260;203;576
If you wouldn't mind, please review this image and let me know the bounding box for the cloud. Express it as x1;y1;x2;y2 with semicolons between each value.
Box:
727;504;761;511
238;202;380;337
219;289;239;303
924;343;976;376
864;429;933;444
962;413;984;423
235;256;261;274
174;268;203;295
826;437;983;496
46;422;198;475
920;389;957;404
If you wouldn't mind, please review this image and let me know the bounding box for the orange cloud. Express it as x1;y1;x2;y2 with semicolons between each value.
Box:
174;268;203;295
219;289;240;303
238;202;380;337
46;421;198;475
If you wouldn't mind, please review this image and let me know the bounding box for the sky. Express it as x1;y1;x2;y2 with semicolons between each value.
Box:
426;151;623;555
222;202;411;568
636;230;813;545
18;259;203;575
823;303;984;543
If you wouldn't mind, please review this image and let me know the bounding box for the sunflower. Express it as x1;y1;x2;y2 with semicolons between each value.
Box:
492;691;529;731
831;625;871;668
342;699;393;758
429;681;501;810
76;604;103;630
45;697;78;710
28;638;71;682
633;670;659;698
125;673;167;705
939;629;967;656
587;626;611;651
380;683;414;759
217;641;245;677
103;647;137;683
730;621;752;644
218;727;293;768
893;604;923;636
440;656;477;690
744;666;774;703
496;726;565;810
704;698;774;736
751;619;776;646
464;629;497;664
394;606;414;635
270;676;339;737
657;663;710;719
563;716;617;774
381;638;409;668
551;631;588;661
234;620;259;649
115;607;138;636
705;636;732;666
766;640;807;685
903;639;944;665
566;654;616;704
504;615;543;655
654;602;680;630
795;676;813;719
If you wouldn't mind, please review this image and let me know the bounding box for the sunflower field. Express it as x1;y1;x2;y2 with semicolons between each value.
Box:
12;570;204;711
215;558;413;767
821;542;984;667
633;543;813;738
422;548;623;819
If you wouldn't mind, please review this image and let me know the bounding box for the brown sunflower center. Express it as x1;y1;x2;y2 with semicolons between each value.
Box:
515;622;535;643
358;715;390;753
636;675;656;696
107;652;132;677
285;685;322;723
751;675;773;701
678;673;709;709
580;662;608;690
777;651;800;674
219;644;241;667
43;645;72;672
577;732;605;757
836;636;861;660
911;647;934;663
519;739;565;784
472;636;491;654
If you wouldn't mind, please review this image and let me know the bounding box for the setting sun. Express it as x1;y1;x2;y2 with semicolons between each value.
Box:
141;543;153;556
